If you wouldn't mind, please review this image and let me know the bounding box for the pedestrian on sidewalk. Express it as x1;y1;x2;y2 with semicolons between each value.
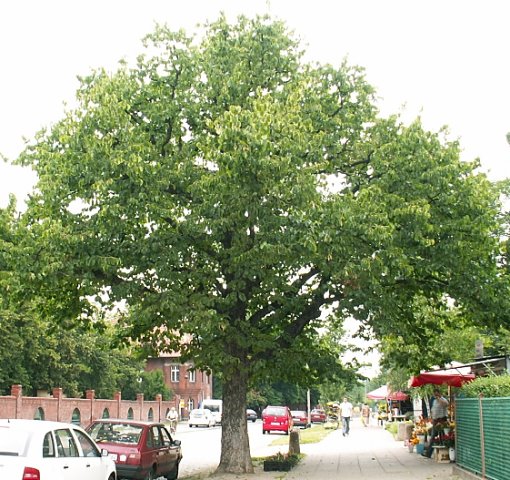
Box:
361;403;370;427
340;397;353;436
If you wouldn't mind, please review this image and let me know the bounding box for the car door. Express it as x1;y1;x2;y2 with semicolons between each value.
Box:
159;426;180;475
148;425;170;476
47;428;87;480
73;427;112;480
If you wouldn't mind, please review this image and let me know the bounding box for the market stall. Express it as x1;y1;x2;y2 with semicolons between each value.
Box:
408;366;475;462
366;385;410;422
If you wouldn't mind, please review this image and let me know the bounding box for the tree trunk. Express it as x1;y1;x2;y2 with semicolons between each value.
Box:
289;429;300;455
216;369;253;474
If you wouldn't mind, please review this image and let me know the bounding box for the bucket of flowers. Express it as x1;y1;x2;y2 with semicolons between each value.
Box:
443;431;455;462
413;418;429;443
408;435;420;452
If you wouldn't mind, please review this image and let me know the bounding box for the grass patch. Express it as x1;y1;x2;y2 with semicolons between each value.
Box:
270;425;333;446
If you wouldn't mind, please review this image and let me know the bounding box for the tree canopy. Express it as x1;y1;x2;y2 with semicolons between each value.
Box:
14;15;506;473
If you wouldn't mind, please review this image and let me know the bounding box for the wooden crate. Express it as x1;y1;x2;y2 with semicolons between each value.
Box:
432;446;450;463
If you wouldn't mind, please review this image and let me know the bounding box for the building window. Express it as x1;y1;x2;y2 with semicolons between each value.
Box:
188;369;196;383
188;398;194;412
71;408;81;425
102;408;110;419
170;365;180;383
148;407;154;421
127;407;134;420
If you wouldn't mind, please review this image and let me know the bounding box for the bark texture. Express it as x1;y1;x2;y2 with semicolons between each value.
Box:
289;429;300;455
216;369;253;474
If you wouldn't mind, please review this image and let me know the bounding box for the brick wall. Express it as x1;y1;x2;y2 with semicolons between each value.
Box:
0;385;177;427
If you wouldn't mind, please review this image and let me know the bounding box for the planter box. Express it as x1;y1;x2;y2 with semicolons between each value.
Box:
263;455;299;471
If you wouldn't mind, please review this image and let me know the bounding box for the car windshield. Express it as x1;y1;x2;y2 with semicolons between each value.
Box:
87;422;143;445
0;427;29;456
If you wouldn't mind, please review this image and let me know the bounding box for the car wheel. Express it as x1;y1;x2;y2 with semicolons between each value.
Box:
165;463;179;480
144;468;155;480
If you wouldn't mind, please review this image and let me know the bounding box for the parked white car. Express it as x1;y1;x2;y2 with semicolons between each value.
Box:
0;419;116;480
188;408;216;428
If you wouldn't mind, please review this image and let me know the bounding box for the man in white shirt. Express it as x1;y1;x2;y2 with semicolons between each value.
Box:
423;389;449;458
340;397;353;437
166;407;179;433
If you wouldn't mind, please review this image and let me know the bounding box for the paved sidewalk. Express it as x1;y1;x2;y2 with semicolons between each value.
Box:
194;419;460;480
284;420;457;480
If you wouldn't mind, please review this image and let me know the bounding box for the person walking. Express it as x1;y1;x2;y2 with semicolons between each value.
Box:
361;403;370;427
340;397;353;437
423;389;449;458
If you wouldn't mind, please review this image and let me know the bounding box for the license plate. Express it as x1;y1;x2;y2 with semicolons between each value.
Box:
271;422;280;426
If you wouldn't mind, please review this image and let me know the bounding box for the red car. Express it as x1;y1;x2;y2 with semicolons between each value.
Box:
86;419;182;480
310;408;327;423
291;410;311;428
262;406;293;435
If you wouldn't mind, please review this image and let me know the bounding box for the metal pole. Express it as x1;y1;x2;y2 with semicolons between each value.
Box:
479;394;486;479
307;389;311;425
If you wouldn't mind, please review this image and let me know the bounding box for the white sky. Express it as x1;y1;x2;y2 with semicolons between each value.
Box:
1;0;509;208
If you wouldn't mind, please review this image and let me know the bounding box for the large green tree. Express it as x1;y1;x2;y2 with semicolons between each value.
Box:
15;15;504;473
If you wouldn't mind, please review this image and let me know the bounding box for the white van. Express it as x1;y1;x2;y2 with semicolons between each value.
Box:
201;399;222;424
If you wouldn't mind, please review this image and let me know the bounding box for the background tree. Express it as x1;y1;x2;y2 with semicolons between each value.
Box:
0;206;149;397
15;15;504;474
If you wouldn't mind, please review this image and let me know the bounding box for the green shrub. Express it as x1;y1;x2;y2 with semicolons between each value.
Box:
461;374;510;398
385;422;398;437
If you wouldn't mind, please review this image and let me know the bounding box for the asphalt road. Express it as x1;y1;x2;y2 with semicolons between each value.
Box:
174;419;288;478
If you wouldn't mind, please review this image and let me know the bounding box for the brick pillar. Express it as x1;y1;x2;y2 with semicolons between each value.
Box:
114;391;122;418
11;384;22;419
52;388;63;422
137;393;144;420
155;394;162;422
86;390;95;424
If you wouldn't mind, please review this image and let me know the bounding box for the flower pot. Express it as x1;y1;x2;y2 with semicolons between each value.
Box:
416;443;425;455
449;447;456;462
417;434;425;444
